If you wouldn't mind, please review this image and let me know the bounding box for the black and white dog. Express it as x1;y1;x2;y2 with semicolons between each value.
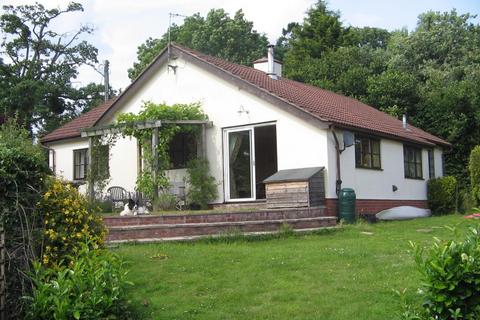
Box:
120;199;138;216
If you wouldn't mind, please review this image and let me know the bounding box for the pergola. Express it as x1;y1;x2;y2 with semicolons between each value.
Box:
80;119;212;201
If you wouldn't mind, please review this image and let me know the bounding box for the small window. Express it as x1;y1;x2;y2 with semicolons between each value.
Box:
428;149;435;179
168;133;197;169
355;135;381;169
73;148;88;180
404;145;423;179
48;149;56;174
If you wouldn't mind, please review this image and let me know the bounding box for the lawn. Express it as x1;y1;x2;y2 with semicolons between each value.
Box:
115;215;479;319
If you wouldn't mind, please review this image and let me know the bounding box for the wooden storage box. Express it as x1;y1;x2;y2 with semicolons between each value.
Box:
263;167;325;209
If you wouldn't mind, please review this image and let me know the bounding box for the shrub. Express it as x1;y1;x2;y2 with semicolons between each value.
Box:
87;198;113;214
24;243;133;320
155;192;177;211
0;120;50;316
185;159;217;209
427;176;457;215
411;226;480;320
469;145;480;206
37;179;106;267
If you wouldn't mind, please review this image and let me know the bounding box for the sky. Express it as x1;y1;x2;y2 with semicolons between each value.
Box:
1;0;479;91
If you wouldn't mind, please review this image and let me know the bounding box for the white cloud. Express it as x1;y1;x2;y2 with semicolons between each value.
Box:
1;0;314;90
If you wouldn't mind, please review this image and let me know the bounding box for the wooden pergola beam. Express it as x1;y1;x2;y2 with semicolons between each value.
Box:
80;119;212;137
81;119;212;204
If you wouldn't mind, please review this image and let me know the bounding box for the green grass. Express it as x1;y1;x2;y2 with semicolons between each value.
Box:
114;215;479;319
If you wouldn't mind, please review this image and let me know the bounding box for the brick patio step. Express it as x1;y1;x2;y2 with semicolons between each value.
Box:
103;206;328;227
106;216;337;243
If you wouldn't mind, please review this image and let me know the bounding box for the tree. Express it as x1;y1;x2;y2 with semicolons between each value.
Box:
281;0;390;94
279;3;480;186
0;2;106;134
398;11;480;183
128;9;268;80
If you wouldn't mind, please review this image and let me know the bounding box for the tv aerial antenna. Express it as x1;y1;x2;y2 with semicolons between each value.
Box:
168;12;187;58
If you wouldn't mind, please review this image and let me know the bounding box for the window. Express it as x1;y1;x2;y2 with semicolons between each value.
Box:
428;149;435;179
73;148;88;180
168;132;197;169
404;145;423;179
48;149;56;174
355;135;381;169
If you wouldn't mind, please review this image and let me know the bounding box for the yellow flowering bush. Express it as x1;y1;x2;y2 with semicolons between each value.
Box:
37;179;106;267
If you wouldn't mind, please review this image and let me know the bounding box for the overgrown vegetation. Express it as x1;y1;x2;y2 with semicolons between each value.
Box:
36;179;106;267
0;121;132;318
468;146;480;207
25;243;133;320
0;120;50;317
427;176;457;215
185;159;218;209
411;226;480;320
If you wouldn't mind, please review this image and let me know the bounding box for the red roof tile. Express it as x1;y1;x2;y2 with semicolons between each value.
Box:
40;99;116;143
174;45;449;147
41;44;449;147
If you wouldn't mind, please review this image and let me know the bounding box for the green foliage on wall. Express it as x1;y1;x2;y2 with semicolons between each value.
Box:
116;101;208;199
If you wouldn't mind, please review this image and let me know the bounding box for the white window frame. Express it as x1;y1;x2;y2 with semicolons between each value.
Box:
223;122;276;202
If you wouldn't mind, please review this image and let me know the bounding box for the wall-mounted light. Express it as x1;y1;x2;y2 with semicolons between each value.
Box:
392;185;398;192
168;64;178;74
238;105;249;115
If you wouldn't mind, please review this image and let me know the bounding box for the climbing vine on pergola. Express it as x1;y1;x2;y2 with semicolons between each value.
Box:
81;101;211;203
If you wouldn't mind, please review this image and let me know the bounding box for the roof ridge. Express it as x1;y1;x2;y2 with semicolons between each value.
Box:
42;43;449;147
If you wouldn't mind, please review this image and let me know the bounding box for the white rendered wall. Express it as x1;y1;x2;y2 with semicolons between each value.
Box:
46;56;444;204
100;56;330;203
326;129;444;200
47;138;88;181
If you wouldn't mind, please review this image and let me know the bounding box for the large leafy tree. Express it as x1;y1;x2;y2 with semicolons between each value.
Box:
128;9;268;80
399;10;480;182
281;0;390;99
0;2;107;134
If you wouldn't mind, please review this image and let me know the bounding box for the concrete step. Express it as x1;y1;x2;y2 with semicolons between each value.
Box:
103;206;327;227
106;216;337;243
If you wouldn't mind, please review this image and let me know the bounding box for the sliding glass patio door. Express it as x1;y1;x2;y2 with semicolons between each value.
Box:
225;128;255;201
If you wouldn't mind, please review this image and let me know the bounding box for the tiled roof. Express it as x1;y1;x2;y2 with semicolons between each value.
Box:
41;44;449;147
175;45;449;147
40;99;116;143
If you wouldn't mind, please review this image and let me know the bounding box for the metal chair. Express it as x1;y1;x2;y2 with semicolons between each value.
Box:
106;186;129;211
